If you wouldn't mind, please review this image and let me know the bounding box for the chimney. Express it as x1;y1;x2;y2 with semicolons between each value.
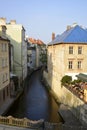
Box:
52;32;55;40
72;23;77;27
10;20;16;25
0;17;6;25
67;25;71;31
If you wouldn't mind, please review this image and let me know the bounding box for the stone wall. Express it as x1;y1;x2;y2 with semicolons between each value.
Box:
43;70;87;126
59;86;87;126
0;84;10;106
0;118;87;130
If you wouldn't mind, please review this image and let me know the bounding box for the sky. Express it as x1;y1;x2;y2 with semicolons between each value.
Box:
0;0;87;43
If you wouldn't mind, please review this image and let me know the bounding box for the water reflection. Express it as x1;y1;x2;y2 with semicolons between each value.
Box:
6;70;62;123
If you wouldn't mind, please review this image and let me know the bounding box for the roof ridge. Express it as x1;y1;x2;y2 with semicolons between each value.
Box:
48;25;87;45
63;25;78;41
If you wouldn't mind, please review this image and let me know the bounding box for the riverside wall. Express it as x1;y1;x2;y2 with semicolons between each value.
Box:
43;70;87;126
0;116;87;130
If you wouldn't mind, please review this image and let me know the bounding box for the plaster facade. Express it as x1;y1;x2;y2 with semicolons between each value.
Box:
44;25;87;125
0;18;27;85
0;25;10;106
47;43;87;95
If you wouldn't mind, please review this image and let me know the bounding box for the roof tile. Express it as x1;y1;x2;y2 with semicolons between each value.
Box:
49;25;87;45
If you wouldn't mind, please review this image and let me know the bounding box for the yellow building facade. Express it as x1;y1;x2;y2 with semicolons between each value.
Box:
0;25;10;106
46;25;87;96
47;43;87;95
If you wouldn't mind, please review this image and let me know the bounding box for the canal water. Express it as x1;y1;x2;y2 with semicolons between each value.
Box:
6;70;63;123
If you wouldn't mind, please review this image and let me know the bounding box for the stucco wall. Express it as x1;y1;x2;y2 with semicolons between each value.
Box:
58;85;87;125
0;40;10;89
45;43;87;126
47;43;87;87
6;24;27;80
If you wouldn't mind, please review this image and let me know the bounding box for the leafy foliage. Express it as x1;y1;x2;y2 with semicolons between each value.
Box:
40;48;47;66
61;75;72;86
71;79;82;84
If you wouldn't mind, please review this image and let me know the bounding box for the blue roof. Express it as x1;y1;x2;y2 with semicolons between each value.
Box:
48;25;87;45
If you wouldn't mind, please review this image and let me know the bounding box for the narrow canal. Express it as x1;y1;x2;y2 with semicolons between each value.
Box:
6;69;63;123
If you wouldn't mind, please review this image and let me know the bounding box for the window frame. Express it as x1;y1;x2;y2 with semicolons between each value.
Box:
77;61;82;69
78;46;82;54
68;61;73;69
1;43;7;52
69;46;73;54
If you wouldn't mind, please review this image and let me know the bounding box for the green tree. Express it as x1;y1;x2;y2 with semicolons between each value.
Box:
40;48;47;66
61;75;72;86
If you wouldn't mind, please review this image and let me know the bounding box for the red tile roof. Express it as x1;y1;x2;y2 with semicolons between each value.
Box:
28;38;44;45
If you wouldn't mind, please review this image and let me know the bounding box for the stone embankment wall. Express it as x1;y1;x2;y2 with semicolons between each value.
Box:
0;117;87;130
43;71;87;126
0;116;44;130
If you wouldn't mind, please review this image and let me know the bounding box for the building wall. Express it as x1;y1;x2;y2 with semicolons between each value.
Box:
0;18;27;84
6;25;22;77
44;42;87;126
36;45;40;67
31;49;36;68
21;29;27;80
43;70;87;126
6;24;27;81
27;44;43;69
56;85;87;126
9;44;14;72
0;39;10;106
47;43;87;95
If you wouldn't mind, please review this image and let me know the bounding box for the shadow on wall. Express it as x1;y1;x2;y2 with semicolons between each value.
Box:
43;47;87;127
7;34;26;83
47;52;53;88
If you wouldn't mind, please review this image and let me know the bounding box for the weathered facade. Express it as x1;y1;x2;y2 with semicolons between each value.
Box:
0;25;10;106
47;24;87;95
47;43;87;95
27;38;46;68
0;18;27;86
44;24;87;125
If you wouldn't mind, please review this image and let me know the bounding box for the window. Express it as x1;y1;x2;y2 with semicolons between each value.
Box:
3;89;5;101
2;73;8;83
78;46;82;54
78;61;82;69
69;46;73;54
2;43;7;51
2;43;4;51
5;44;7;51
7;86;9;96
3;75;5;83
2;43;5;51
68;61;73;69
2;58;7;68
6;73;8;80
2;59;4;68
5;58;7;66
